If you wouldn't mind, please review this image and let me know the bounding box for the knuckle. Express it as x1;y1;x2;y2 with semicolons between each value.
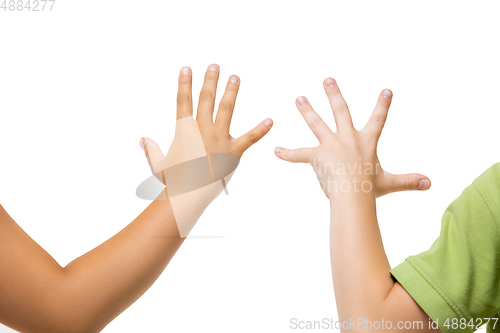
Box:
226;83;239;92
404;177;413;191
248;132;258;144
337;105;349;114
177;94;191;104
311;117;323;128
373;113;386;123
219;100;235;111
378;100;389;108
248;129;263;144
205;72;218;80
328;90;341;97
199;90;214;101
294;148;304;159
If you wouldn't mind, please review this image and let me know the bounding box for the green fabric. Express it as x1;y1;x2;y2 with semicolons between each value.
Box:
390;163;500;333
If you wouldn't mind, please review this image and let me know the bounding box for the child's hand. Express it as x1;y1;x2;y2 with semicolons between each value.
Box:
140;64;273;185
275;78;430;198
138;64;273;237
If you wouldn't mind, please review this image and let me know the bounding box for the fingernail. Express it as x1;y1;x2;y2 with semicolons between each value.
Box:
180;67;191;75
418;179;430;190
275;147;283;154
229;75;239;83
208;64;219;72
324;78;335;87
264;118;273;127
140;138;146;149
296;96;308;106
383;89;392;99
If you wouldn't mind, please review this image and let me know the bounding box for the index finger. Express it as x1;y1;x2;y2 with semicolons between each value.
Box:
363;89;393;139
296;96;333;143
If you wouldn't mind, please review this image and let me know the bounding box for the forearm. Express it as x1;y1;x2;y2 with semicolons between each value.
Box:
329;186;394;326
329;186;440;333
61;196;184;332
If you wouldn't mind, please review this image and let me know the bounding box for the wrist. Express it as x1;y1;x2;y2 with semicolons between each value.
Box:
321;174;376;199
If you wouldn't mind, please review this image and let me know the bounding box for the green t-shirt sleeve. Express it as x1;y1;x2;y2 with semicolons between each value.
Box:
390;163;500;333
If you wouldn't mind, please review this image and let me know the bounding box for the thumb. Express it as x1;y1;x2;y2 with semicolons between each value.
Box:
385;172;431;194
274;147;314;164
140;137;165;173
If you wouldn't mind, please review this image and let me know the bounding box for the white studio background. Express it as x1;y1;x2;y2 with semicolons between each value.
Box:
0;1;499;332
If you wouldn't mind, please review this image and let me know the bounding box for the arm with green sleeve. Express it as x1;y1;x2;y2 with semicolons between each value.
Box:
390;163;500;333
276;76;500;332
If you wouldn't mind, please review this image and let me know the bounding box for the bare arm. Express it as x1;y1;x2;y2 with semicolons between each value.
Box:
329;190;438;332
0;64;273;333
0;199;182;333
276;78;440;332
